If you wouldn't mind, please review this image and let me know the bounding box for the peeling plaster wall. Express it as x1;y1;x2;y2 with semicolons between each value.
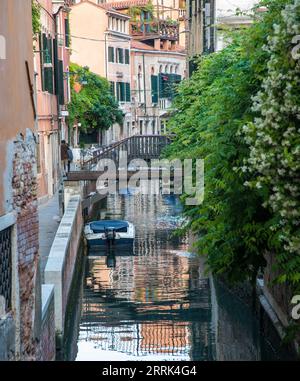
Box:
12;130;41;360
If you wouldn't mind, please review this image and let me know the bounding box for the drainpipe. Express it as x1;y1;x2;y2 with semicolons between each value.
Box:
142;52;146;115
53;5;65;216
105;33;108;79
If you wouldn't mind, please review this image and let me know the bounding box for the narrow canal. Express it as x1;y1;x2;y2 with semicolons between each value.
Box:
63;190;292;361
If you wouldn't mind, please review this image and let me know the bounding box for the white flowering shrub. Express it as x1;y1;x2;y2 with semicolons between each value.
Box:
243;0;300;284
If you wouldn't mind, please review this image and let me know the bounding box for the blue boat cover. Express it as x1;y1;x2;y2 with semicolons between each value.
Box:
90;220;129;233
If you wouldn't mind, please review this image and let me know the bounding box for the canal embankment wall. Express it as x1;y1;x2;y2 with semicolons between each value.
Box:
39;285;55;361
212;274;299;359
40;192;83;358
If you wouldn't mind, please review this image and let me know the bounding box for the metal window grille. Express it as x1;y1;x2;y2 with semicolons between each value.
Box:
0;226;12;312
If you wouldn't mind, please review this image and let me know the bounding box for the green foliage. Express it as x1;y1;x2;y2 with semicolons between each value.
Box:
32;0;41;36
68;63;123;132
164;0;293;285
242;0;300;289
129;2;155;21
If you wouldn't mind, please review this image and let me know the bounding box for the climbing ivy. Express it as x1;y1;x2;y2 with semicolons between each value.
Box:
32;0;41;36
128;2;155;21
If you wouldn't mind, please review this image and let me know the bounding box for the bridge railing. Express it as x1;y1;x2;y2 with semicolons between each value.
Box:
82;135;170;171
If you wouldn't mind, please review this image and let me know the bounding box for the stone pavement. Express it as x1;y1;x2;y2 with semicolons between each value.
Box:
38;192;61;281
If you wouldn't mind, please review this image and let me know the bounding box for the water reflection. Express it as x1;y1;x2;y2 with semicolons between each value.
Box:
65;191;291;361
76;192;213;361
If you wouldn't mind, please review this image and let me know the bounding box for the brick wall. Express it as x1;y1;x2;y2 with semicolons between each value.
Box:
12;131;40;360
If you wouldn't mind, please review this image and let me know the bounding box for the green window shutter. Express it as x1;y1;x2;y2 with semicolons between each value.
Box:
125;49;130;64
44;67;54;94
58;60;64;104
110;81;115;97
47;37;53;64
39;34;45;91
125;83;131;102
120;82;125;102
42;33;49;63
168;74;182;100
108;47;114;62
159;73;169;98
53;37;59;95
117;48;124;64
65;18;70;47
151;75;158;103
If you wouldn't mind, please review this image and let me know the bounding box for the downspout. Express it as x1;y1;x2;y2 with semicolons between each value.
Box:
105;33;108;79
142;52;146;115
53;6;65;214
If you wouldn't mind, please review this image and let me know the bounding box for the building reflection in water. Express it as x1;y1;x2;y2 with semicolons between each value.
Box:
64;186;292;360
76;191;214;361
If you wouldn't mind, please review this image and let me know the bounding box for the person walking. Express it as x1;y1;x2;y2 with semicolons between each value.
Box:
61;140;69;176
67;144;74;172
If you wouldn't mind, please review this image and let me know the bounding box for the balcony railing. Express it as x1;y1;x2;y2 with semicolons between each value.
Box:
179;9;186;19
130;20;179;41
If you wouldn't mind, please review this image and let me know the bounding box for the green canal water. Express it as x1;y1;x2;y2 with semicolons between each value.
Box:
62;191;294;361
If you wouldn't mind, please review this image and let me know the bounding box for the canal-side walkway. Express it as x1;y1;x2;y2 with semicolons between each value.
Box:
38;192;61;281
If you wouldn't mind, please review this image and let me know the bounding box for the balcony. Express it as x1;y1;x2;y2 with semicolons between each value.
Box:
179;9;186;20
130;20;179;41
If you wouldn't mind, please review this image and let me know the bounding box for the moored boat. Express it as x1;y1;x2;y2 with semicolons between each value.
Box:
84;220;135;251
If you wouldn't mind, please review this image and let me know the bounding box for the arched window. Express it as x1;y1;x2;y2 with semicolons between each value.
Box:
170;65;173;73
165;65;168;73
159;65;163;73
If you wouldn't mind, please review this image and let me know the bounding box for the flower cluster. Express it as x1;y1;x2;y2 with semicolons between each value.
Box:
242;0;300;275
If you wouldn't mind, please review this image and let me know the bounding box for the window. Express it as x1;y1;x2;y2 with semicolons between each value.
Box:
117;82;130;102
108;46;115;62
117;48;124;64
0;226;12;312
139;120;143;135
117;82;125;102
125;49;130;65
127;122;130;136
152;120;156;135
159;73;182;99
40;33;54;94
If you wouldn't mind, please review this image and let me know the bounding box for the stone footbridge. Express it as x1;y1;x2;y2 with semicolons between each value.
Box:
67;135;170;182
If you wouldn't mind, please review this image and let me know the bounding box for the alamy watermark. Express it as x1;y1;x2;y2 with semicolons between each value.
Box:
0;35;6;60
292;35;300;59
93;152;204;206
291;295;300;320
